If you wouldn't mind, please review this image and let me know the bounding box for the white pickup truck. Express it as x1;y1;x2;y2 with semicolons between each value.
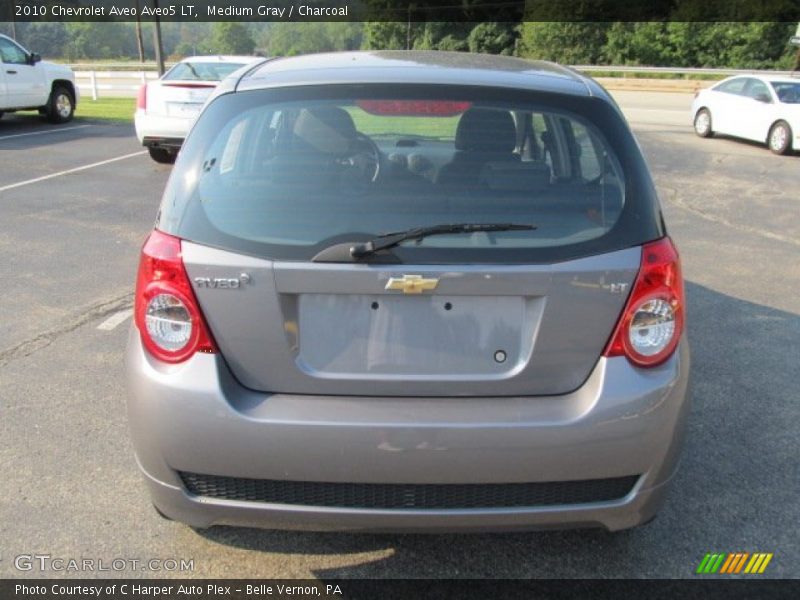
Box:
0;34;78;123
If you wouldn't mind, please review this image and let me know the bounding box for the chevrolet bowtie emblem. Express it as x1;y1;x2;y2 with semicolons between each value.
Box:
385;274;439;294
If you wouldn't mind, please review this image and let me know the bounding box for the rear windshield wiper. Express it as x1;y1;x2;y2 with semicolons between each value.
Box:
349;223;537;259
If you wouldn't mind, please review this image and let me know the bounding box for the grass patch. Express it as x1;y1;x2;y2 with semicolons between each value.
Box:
348;108;459;140
77;97;136;123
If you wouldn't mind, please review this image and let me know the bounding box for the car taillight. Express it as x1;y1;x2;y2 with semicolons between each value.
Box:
134;230;216;363
603;237;684;367
136;84;147;111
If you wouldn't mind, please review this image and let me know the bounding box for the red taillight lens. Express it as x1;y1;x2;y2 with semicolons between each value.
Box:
603;237;685;367
136;84;147;111
134;230;216;363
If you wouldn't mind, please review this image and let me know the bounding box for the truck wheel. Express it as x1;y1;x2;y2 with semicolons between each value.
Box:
45;85;75;123
148;147;177;164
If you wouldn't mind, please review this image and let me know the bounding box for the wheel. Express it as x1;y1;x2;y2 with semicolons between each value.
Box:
45;85;75;123
767;121;792;155
148;147;177;164
693;108;713;138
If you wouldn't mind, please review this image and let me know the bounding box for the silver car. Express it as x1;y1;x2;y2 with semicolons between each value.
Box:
126;51;690;532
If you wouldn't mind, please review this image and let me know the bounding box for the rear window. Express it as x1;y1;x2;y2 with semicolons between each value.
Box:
164;61;247;82
160;85;660;263
771;81;800;104
714;78;748;95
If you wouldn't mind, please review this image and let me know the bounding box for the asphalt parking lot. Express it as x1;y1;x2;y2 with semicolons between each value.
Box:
0;93;798;579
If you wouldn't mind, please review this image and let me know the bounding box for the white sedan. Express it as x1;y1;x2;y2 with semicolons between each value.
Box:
135;55;262;163
691;74;800;155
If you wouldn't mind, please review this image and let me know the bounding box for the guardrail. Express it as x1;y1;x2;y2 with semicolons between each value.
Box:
74;70;161;100
571;65;797;77
72;65;798;99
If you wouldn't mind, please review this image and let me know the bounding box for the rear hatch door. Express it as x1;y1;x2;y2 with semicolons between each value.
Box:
183;243;639;396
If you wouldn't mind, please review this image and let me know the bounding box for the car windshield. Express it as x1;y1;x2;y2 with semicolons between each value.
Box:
164;61;247;82
771;82;800;104
158;85;655;263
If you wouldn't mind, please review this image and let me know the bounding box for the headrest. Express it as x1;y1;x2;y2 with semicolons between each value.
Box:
293;106;357;154
455;108;517;154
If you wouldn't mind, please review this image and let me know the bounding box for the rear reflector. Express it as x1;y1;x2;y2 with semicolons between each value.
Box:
603;237;684;367
136;84;147;111
356;100;472;117
134;230;216;363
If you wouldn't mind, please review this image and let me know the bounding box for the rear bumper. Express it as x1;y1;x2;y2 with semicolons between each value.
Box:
134;110;191;146
125;330;691;532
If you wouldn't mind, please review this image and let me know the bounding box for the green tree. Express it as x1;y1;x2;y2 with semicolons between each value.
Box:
17;23;67;58
603;22;674;65
519;22;610;64
64;22;135;60
205;22;255;55
264;23;361;56
468;23;518;56
694;23;795;69
361;23;408;50
413;22;473;51
436;35;469;52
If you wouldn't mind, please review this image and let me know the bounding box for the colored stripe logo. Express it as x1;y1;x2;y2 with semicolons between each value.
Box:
696;552;773;574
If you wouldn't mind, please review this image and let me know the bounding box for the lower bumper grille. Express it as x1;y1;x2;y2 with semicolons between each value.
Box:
179;472;639;510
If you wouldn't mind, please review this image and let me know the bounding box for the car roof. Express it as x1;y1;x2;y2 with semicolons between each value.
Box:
718;74;800;85
236;51;598;98
181;55;262;64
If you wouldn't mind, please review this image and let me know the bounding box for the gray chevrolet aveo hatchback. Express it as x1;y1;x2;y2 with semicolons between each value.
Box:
126;51;690;532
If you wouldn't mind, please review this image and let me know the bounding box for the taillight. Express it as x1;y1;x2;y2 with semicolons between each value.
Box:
136;84;147;111
603;237;684;367
134;230;216;363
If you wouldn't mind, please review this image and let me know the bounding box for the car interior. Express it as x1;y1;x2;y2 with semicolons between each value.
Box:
196;100;625;249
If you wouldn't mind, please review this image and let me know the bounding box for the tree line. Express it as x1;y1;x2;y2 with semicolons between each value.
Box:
0;21;796;70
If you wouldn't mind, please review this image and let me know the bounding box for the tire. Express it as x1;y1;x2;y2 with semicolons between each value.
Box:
693;108;713;138
767;121;792;155
148;147;177;164
44;85;75;123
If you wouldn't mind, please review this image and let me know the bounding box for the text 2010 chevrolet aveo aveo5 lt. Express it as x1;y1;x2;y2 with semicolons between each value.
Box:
125;51;690;532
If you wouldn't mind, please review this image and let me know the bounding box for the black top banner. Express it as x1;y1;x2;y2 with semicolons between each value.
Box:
2;0;800;23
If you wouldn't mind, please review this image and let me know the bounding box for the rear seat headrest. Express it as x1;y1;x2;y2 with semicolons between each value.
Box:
293;106;357;155
455;108;516;154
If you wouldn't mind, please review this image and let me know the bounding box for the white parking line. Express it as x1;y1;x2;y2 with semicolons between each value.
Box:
0;124;92;141
0;150;147;194
97;308;133;331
